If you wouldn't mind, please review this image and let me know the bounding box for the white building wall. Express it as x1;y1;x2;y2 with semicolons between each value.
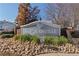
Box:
21;27;38;35
21;23;61;36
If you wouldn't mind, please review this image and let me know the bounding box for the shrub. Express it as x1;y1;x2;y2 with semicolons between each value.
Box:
44;36;69;45
21;34;32;41
15;34;69;45
15;34;32;42
44;36;53;45
44;36;59;45
15;34;40;43
51;36;59;45
31;35;40;44
58;36;68;45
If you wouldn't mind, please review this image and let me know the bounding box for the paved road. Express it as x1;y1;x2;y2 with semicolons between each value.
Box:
37;53;79;56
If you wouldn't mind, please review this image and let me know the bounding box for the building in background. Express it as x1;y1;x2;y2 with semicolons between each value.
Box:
0;20;15;32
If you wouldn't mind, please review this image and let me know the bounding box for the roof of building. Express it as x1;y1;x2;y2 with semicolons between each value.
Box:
21;20;61;28
0;20;15;25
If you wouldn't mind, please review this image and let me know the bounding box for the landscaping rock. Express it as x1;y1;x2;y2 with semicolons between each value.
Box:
0;38;79;56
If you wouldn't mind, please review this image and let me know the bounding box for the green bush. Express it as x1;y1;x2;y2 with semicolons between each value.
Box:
44;36;68;45
21;34;32;41
58;36;68;45
31;35;40;44
15;34;32;42
15;34;40;43
15;34;69;45
44;36;59;45
51;36;59;45
44;36;53;45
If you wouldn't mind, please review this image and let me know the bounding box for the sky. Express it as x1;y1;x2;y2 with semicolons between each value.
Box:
0;3;47;22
